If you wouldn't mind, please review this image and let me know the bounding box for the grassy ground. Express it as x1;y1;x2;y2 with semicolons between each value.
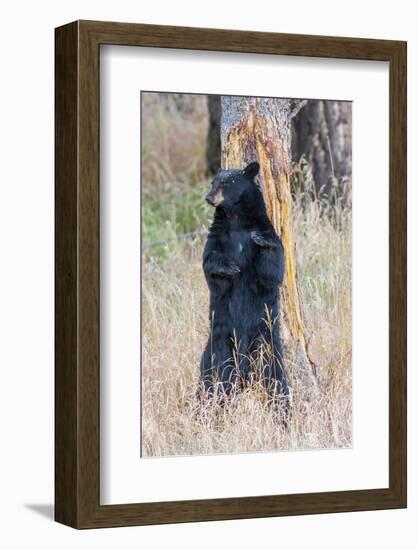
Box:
141;93;352;457
141;195;352;457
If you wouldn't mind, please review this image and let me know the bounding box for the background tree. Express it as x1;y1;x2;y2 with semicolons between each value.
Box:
291;100;352;200
206;95;222;175
221;96;316;376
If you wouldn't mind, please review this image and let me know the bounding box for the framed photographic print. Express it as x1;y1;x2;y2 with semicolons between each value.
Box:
55;20;407;528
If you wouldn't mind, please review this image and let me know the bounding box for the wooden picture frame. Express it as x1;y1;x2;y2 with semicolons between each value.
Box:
55;20;407;529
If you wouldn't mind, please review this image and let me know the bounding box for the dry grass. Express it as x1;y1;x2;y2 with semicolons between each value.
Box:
141;92;208;193
141;194;352;457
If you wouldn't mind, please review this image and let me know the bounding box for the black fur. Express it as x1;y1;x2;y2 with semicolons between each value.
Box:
199;161;289;411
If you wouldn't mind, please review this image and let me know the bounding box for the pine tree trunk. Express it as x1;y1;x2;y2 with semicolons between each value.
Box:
221;96;316;376
291;100;352;200
206;95;221;175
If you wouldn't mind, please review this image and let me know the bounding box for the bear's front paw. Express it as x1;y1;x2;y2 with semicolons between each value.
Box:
210;260;240;278
251;231;277;249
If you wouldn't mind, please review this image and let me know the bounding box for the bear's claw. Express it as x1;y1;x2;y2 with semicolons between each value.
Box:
251;231;277;249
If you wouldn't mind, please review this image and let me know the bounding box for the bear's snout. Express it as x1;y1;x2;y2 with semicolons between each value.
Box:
205;189;224;207
205;193;215;206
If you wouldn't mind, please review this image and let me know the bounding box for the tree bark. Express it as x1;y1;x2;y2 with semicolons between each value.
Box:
221;96;316;375
291;100;352;200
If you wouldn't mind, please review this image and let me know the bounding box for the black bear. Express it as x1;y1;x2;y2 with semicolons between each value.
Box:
199;161;289;412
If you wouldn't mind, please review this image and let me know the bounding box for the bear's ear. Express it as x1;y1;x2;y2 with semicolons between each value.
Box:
243;161;260;180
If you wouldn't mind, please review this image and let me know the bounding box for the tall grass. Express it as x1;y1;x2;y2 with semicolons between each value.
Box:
141;92;208;191
141;192;351;457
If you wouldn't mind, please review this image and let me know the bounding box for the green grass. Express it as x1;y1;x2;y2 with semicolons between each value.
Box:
142;179;212;257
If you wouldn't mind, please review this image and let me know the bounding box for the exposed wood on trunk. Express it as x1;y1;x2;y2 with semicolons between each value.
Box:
221;96;316;376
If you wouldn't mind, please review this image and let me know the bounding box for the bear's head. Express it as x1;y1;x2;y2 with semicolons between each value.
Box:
205;161;260;210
